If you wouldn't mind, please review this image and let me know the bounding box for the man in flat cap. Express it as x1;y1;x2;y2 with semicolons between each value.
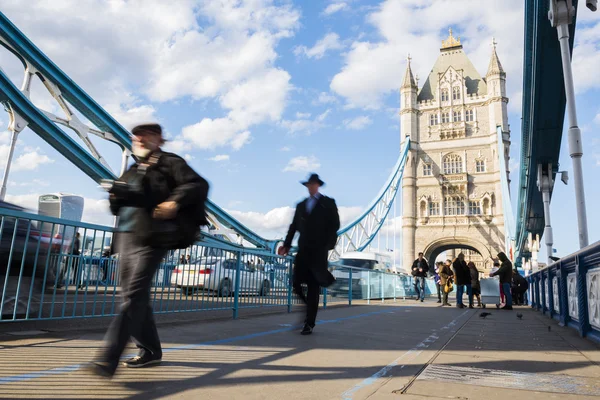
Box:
279;173;340;335
90;123;208;377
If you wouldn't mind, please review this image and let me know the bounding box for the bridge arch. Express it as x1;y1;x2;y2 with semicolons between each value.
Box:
423;236;496;269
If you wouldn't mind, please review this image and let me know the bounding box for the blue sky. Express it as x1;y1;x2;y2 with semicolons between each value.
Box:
0;0;599;264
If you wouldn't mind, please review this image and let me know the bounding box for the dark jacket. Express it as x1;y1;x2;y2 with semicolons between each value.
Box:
452;259;470;285
491;252;513;284
439;264;454;286
469;266;480;290
108;151;208;246
512;272;529;292
411;258;430;277
284;195;340;252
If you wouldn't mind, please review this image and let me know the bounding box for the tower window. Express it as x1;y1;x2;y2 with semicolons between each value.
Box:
441;112;449;123
429;201;440;216
441;89;449;102
469;200;482;215
452;86;461;100
444;196;465;216
423;163;432;176
465;109;474;122
443;154;463;174
453;111;461;122
476;159;486;173
429;114;439;126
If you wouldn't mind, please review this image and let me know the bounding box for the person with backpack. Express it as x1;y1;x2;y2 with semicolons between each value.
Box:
89;123;208;377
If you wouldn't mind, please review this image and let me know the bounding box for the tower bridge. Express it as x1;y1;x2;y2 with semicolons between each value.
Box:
0;1;599;398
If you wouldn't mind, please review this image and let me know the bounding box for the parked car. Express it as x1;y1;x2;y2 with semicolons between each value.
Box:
170;257;271;297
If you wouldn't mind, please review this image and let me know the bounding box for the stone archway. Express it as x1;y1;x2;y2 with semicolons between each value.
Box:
423;236;495;269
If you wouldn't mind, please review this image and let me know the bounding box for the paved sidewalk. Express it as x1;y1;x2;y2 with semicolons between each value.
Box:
0;302;599;399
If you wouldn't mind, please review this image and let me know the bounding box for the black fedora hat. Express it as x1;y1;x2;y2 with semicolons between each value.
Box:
301;173;325;187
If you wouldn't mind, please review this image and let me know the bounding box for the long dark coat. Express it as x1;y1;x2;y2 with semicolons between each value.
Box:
284;195;340;286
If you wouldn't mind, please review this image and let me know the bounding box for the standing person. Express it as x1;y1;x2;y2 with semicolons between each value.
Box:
452;253;471;308
490;252;513;310
89;123;208;377
512;269;529;305
468;262;481;308
279;173;340;335
433;262;442;304
439;259;454;306
411;252;429;302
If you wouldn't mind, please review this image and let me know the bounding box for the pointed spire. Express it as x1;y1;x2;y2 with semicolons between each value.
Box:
487;37;505;77
402;54;417;90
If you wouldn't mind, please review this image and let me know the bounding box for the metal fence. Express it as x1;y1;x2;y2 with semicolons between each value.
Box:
527;240;600;343
0;206;433;323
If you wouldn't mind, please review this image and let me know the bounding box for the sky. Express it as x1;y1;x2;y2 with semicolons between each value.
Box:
0;0;599;264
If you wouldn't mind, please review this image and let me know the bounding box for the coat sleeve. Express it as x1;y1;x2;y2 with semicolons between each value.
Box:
165;155;207;208
283;204;301;249
328;198;341;249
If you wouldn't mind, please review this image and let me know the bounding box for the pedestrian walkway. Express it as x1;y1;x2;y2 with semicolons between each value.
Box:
0;302;599;399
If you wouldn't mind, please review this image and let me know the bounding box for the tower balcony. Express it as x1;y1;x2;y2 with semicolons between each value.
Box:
439;121;466;140
440;172;468;184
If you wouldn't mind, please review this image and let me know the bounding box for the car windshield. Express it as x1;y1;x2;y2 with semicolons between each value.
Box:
340;259;376;270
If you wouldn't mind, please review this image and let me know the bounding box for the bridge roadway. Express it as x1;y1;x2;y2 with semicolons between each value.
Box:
0;302;599;399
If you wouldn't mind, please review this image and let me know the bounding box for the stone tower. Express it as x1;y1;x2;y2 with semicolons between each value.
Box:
400;29;510;272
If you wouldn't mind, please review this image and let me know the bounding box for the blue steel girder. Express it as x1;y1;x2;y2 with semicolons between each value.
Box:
329;138;409;261
514;0;578;262
0;11;277;251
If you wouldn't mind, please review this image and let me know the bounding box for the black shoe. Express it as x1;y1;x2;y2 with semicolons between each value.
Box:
457;304;465;309
300;324;313;335
86;361;116;378
469;305;474;309
437;300;442;303
415;297;420;301
420;299;424;302
501;305;513;310
122;353;162;368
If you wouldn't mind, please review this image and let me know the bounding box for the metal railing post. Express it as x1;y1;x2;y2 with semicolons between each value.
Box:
575;255;590;337
233;251;242;320
558;262;569;326
287;258;293;313
367;272;371;305
348;268;353;306
323;287;327;309
381;272;384;304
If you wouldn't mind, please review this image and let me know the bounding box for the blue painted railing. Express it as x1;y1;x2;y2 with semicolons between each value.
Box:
527;240;600;343
0;207;434;323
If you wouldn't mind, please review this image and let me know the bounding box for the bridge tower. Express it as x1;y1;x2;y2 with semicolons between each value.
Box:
401;29;510;272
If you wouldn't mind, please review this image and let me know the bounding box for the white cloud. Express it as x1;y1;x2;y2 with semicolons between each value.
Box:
225;205;363;239
317;109;331;122
344;115;372;130
316;92;338;104
330;1;525;109
11;149;54;172
208;154;230;162
294;33;344;59
573;20;600;93
296;112;311;119
182;118;251;151
594;112;600;125
323;2;349;16
283;156;321;172
2;0;300;152
509;158;520;174
280;146;291;152
183;154;194;161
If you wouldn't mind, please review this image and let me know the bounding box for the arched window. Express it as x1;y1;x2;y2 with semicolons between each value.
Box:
420;200;427;217
443;154;463;174
441;89;449;102
441;112;450;123
465;109;474;122
482;197;491;215
444;196;465;215
429;114;438;126
453;111;461;122
452;86;461;100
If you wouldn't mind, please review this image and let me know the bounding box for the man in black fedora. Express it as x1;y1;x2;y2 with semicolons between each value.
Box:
279;173;340;335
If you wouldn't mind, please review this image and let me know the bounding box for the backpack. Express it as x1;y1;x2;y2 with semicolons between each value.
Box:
145;153;210;250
